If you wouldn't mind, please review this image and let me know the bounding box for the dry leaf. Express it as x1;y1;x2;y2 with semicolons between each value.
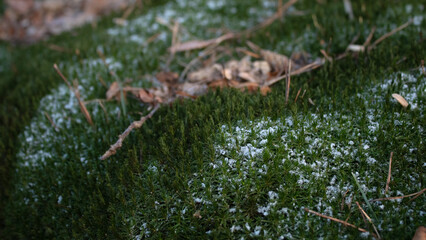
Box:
156;72;179;87
392;93;409;108
138;89;156;103
237;82;259;93
261;50;292;73
6;0;33;15
106;81;120;100
179;82;208;96
237;56;252;73
224;68;233;80
188;64;223;83
260;86;272;96
308;98;315;105
238;72;259;83
253;61;271;75
193;210;202;219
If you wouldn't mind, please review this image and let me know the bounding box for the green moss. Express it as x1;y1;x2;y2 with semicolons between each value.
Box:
1;0;425;238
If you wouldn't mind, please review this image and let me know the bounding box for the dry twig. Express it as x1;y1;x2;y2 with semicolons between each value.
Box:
371;188;426;202
304;208;377;238
100;105;160;160
368;20;413;51
356;202;381;239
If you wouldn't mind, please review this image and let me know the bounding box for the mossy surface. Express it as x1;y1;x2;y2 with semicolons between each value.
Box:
1;0;425;239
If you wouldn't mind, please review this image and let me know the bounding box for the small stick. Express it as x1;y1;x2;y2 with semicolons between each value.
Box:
304;208;377;238
294;88;302;103
285;61;292;104
320;49;333;62
266;59;324;86
356;202;382;239
101;105;160;160
371;188;426;202
363;26;376;47
385;152;393;194
368;20;413;51
421;60;425;76
409;189;426;202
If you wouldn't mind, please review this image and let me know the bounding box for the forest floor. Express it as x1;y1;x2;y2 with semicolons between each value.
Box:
0;0;425;239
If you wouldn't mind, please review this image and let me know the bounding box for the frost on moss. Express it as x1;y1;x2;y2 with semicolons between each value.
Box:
132;70;424;239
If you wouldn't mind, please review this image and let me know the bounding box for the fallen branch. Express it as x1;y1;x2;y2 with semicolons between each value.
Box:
100;104;160;160
304;208;377;238
370;188;426;202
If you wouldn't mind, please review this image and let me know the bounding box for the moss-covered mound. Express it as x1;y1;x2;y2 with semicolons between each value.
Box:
1;0;424;239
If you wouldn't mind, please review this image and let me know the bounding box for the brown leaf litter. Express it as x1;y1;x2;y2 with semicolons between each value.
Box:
0;0;142;43
42;0;409;164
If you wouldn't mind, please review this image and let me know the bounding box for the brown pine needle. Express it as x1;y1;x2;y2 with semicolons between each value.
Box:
304;208;377;238
341;190;350;211
385;152;393;194
356;202;382;239
294;88;302;103
54;64;94;126
320;49;333;62
73;80;94;126
368;20;413;51
371;188;426;202
266;59;324;86
363;26;376;47
242;0;298;36
44;111;59;132
285;61;291;104
53;64;72;89
101;104;160;160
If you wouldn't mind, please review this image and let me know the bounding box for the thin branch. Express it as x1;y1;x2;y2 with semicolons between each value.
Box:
371;188;426;202
100;105;160;160
304;208;377;238
385;152;393;194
